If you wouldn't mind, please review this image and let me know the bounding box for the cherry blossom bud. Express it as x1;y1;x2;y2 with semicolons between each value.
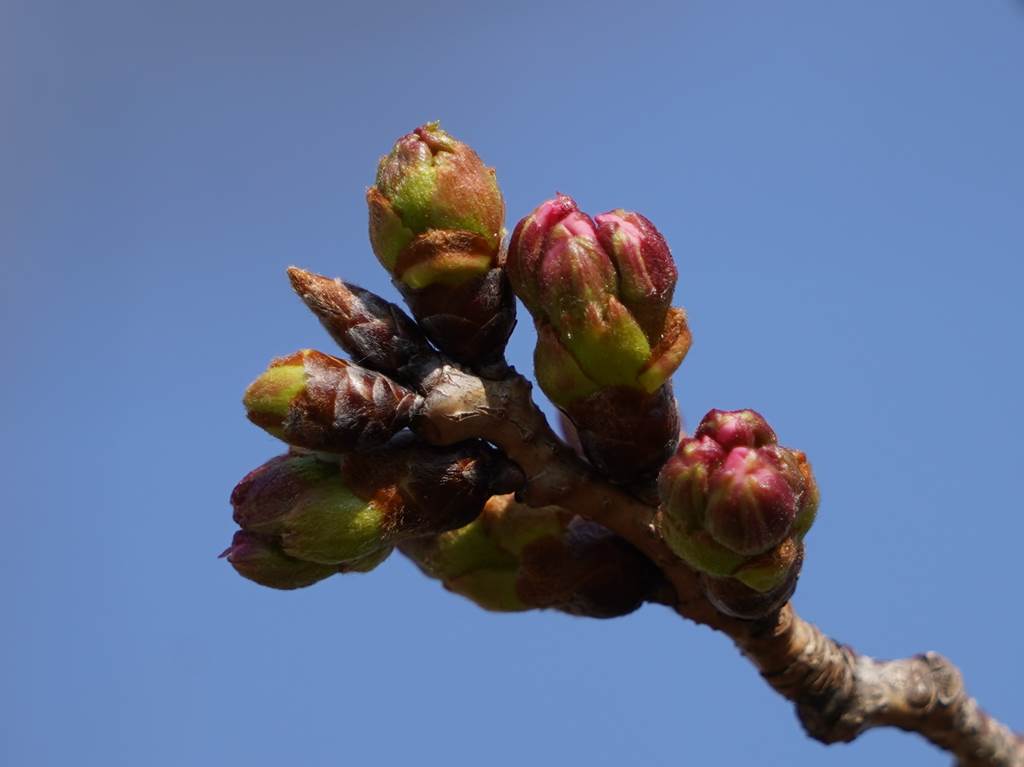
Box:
367;123;514;365
243;349;417;453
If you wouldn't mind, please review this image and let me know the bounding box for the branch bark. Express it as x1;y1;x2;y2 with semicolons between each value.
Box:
412;362;1024;767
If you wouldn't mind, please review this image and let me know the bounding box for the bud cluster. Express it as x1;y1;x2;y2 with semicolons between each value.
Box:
226;123;822;623
507;195;691;481
656;409;818;619
401;495;661;618
367;122;516;366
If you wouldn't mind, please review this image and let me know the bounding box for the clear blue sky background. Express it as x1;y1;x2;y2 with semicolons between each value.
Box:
3;2;1022;765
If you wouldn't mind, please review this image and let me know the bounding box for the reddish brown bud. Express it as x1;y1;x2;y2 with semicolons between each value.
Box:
339;435;523;539
565;385;681;483
287;267;436;383
395;267;516;366
244;349;417;453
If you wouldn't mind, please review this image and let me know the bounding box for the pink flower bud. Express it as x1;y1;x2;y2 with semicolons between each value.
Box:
695;409;777;451
705;446;798;556
658;408;819;598
594;209;676;336
658;436;727;529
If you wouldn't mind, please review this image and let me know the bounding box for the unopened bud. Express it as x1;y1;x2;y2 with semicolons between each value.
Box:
705;446;798;556
220;530;339;590
231;454;389;565
657;408;818;615
402;495;659;618
594;209;676;336
244;349;417;453
694;409;777;451
657;435;726;529
369;122;503;284
508;194;690;481
368;123;515;365
287;267;436;383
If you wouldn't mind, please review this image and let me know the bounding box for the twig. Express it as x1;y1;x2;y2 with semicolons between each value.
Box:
413;363;1024;767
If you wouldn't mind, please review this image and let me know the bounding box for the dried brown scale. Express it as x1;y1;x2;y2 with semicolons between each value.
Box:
410;361;1023;766
701;542;802;620
563;384;680;484
393;267;516;368
517;517;661;618
340;434;523;538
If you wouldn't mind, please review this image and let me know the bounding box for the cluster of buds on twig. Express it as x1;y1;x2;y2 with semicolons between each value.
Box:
224;436;519;589
656;409;818;618
223;121;819;626
507;195;691;482
401;495;662;618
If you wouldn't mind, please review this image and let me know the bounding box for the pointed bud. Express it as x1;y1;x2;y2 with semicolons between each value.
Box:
287;267;436;382
368;123;514;365
244;349;417;453
220;530;339;590
594;209;676;336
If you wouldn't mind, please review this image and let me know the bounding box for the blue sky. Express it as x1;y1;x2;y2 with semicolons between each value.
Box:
3;2;1022;765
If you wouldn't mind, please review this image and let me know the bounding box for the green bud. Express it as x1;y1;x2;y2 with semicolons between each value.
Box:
367;124;516;366
231;454;389;565
370;122;503;284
